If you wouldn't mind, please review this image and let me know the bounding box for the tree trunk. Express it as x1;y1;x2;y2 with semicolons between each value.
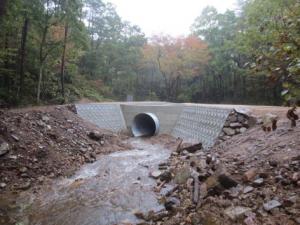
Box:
18;17;29;101
4;31;10;94
0;0;7;18
60;22;68;102
37;64;43;104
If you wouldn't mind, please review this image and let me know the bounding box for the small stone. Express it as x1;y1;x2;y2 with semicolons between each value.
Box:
0;141;9;156
0;183;7;188
228;114;238;122
230;122;242;128
42;115;50;122
243;186;254;194
253;178;264;186
224;206;251;221
174;166;191;184
19;167;28;173
223;128;235;136
20;173;29;178
88;130;103;141
150;170;162;179
11;134;19;141
244;168;257;182
292;172;299;182
263;200;281;211
244;212;258;225
240;127;247;133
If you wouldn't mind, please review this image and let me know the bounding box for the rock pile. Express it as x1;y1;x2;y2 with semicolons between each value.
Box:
218;110;256;142
137;122;300;225
0;106;128;192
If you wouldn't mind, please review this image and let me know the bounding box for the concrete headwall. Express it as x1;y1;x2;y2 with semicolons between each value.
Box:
120;103;183;134
76;102;235;148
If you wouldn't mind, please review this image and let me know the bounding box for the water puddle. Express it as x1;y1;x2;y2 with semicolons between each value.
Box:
0;139;171;225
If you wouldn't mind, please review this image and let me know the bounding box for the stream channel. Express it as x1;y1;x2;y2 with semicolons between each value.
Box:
1;138;171;225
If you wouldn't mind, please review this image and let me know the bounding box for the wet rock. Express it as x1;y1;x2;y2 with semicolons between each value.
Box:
0;183;7;188
0;141;9;156
224;206;251;221
223;128;235;136
263;200;281;211
244;168;257;182
150;170;162;179
88;130;103;141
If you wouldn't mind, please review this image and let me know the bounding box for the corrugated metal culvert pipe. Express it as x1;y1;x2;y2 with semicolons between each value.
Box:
131;113;159;137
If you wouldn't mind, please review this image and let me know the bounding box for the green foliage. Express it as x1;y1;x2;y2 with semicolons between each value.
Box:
0;0;298;106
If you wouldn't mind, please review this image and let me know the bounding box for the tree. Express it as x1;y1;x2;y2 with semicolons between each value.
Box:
238;0;300;104
141;35;210;101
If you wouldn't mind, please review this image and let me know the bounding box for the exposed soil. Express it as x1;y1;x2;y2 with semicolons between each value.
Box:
0;105;129;193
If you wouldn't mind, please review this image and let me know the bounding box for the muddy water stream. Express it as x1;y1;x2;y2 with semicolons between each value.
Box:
1;139;171;225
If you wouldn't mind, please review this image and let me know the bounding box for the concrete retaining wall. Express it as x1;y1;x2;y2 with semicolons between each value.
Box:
75;103;126;132
172;106;232;148
76;102;235;148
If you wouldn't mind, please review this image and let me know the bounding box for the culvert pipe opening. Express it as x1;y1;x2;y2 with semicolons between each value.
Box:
132;113;159;137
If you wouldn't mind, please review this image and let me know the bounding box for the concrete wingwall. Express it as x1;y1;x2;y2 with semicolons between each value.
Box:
172;106;232;148
76;102;234;148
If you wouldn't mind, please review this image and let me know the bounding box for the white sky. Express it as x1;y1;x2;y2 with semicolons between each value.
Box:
105;0;237;37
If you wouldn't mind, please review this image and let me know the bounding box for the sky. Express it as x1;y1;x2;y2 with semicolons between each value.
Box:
105;0;237;37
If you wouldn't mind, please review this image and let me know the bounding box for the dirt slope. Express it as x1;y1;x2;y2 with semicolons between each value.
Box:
0;105;129;193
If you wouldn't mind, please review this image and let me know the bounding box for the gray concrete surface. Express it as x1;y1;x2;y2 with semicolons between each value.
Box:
172;106;232;148
75;103;126;132
120;103;183;134
76;102;236;148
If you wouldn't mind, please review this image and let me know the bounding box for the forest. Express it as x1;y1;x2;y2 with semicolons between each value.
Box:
0;0;299;106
